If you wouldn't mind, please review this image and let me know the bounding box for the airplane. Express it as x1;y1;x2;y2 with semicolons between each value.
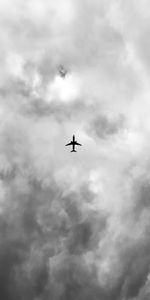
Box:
65;135;82;152
58;65;67;78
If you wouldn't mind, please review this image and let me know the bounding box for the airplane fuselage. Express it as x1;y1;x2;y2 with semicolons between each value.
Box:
72;135;77;152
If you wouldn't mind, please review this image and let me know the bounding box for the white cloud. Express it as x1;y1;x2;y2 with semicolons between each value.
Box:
45;73;80;103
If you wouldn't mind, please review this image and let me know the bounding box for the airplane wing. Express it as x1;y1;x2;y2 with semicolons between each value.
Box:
65;141;73;146
75;142;82;146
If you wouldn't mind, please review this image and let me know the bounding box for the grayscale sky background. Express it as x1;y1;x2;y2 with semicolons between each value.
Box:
0;0;150;299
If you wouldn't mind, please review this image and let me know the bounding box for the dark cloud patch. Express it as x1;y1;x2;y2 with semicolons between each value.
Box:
0;178;108;299
0;173;112;300
48;254;110;300
120;241;150;299
130;181;150;223
88;113;125;139
67;212;107;255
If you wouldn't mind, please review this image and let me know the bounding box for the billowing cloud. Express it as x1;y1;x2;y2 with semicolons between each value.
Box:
0;0;150;299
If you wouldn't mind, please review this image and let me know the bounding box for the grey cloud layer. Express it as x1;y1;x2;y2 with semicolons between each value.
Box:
0;0;150;299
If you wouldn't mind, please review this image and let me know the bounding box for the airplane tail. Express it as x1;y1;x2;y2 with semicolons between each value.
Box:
71;150;77;152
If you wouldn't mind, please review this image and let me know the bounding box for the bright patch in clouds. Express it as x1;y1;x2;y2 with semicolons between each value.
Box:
46;74;80;103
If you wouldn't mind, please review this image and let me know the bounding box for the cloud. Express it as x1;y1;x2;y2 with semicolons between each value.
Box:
0;0;150;299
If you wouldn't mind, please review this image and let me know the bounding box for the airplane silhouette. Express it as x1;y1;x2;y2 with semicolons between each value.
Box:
65;135;82;152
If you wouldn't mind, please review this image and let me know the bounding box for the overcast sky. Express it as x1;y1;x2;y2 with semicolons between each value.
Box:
0;0;150;299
